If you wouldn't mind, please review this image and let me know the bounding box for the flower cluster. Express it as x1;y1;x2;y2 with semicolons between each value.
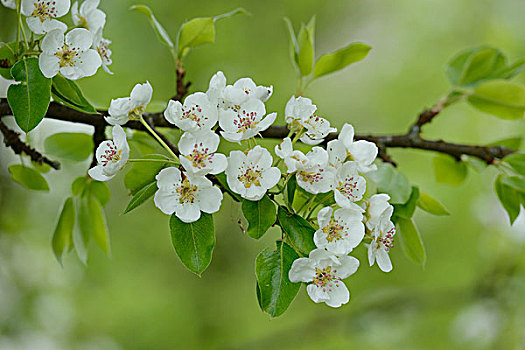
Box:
3;0;114;79
88;71;396;308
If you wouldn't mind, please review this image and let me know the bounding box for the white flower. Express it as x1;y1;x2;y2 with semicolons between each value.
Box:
327;123;378;173
21;0;70;34
39;28;101;80
88;125;129;181
299;115;336;145
154;167;223;223
93;28;112;74
178;131;227;176
295;147;335;194
71;0;105;33
368;215;396;272
289;248;359;308
206;71;227;108
223;77;273;105
285;95;316;127
363;194;393;231
274;137;308;173
106;82;153;125
1;0;16;9
314;207;365;255
219;98;276;143
164;92;218;134
333;161;366;209
225;146;280;201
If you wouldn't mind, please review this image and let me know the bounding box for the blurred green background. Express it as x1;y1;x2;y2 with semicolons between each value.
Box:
1;0;525;349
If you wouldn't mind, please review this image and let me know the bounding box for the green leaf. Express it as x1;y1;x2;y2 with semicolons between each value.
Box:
284;174;297;208
177;8;247;58
7;57;51;132
277;206;316;255
242;196;277;239
297;23;314;76
0;42;17;80
467;80;525;120
44;132;93;161
131;5;174;51
496;57;525;80
8;164;49;191
313;42;371;78
255;241;300;317
283;17;299;70
170;213;215;276
367;163;412;204
71;176;89;196
89;181;111;206
88;196;111;255
447;47;506;86
495;175;522;225
124;154;169;195
501;176;525;193
124;181;157;214
417;192;450;216
75;197;92;264
395;217;426;266
52;197;75;264
31;160;51;173
51;75;98;114
213;173;242;202
393;186;419;219
433;154;468;185
504;153;525;175
488;137;522;151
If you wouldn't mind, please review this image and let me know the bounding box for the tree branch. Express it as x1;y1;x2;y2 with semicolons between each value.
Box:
0;98;516;165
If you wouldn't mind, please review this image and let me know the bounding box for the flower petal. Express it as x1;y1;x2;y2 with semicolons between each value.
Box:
289;257;315;282
130;81;153;108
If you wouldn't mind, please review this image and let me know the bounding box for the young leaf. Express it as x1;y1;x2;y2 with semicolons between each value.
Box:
72;176;89;196
467;80;525;120
0;42;17;80
89;181;111;206
313;42;371;78
7;57;51;132
75;197;92;264
504;153;525;175
8;164;49;191
170;213;215;276
393;186;419;219
241;196;277;239
495;175;522;225
450;48;505;86
31;160;51;173
284;174;297;208
488;137;522;151
124;181;157;214
367;163;412;204
131;5;174;51
297;23;314;76
88;196;111;256
52;197;75;264
501;176;525;193
395;217;426;266
417;191;450;216
124;154;169;195
51;75;98;114
255;241;300;317
283;17;299;70
44;132;94;161
433;154;468;186
277;206;316;255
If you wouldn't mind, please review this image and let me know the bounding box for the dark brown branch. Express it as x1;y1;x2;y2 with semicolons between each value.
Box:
0;118;60;170
90;124;106;168
173;66;191;102
0;99;516;165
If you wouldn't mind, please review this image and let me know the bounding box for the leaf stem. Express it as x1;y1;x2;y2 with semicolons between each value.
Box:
128;158;179;165
139;116;179;161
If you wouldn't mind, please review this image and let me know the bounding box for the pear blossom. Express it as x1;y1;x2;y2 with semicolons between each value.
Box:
39;28;101;80
206;71;227;108
223;77;273;104
295;147;335;194
1;0;16;9
314;206;365;255
225;146;280;201
367;209;396;272
106;82;153;125
289;248;359;308
154;167;223;223
164;92;218;134
285;95;317;128
299;114;337;145
178;131;227;176
219;99;276;143
333;161;366;209
93;29;112;74
327;123;378;173
21;0;70;34
363;194;393;230
88;125;129;181
274;137;308;173
71;0;106;32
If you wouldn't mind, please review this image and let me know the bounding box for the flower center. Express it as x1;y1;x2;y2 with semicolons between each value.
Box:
238;167;261;188
56;44;79;68
233;110;258;133
176;178;198;204
322;220;346;242
312;266;342;293
97;41;111;62
298;168;324;185
182;105;205;126
337;175;359;199
100;142;122;166
32;1;58;21
128;105;145;120
376;227;395;252
186;143;211;169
